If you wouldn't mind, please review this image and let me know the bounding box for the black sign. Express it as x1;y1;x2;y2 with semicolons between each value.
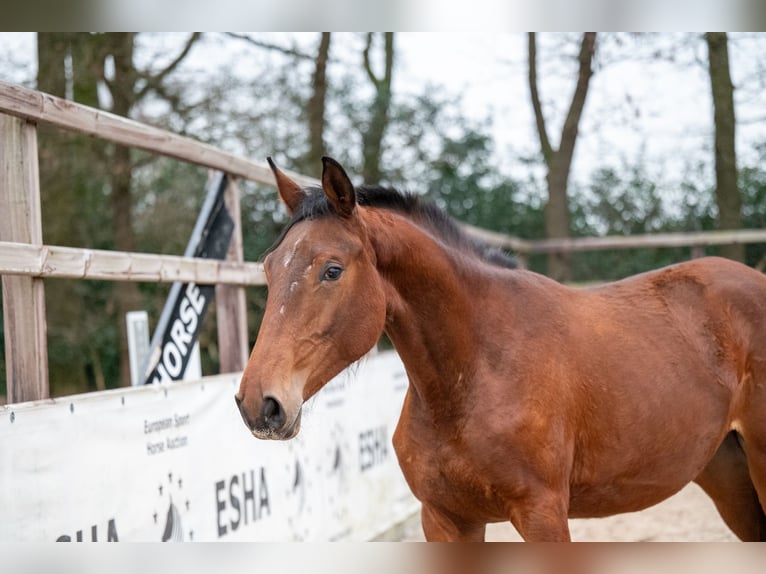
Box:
143;173;234;385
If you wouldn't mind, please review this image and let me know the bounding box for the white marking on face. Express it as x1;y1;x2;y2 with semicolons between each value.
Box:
283;238;303;268
289;281;298;293
280;305;285;315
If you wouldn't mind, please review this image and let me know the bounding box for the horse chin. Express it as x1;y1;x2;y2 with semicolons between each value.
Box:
251;409;302;441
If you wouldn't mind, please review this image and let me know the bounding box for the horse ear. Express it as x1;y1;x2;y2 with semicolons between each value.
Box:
267;157;304;215
321;156;356;218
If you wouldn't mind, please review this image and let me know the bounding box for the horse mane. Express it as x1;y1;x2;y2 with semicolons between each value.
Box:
267;185;517;269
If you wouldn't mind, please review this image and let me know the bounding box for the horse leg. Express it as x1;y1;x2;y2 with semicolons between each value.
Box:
735;359;766;537
693;431;766;541
420;503;487;541
508;491;571;541
739;434;766;540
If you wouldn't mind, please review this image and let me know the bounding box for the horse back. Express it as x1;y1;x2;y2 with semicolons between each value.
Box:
592;256;766;342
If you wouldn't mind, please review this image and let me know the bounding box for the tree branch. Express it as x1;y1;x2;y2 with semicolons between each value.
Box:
224;32;313;60
528;32;554;166
137;32;202;101
383;33;394;84
557;32;597;169
363;33;381;87
305;33;332;170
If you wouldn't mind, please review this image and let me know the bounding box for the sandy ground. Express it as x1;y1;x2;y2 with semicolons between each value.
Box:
398;483;738;541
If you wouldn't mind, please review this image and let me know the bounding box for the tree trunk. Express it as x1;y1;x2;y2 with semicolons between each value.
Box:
37;33;74;244
105;32;200;386
36;32;201;392
106;33;142;387
301;33;331;176
37;33;107;393
528;32;597;282
705;32;743;262
70;33;104;107
361;33;395;184
36;33;69;97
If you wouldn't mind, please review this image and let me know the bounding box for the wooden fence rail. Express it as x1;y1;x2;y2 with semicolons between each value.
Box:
465;225;766;255
464;223;766;267
0;81;317;188
0;241;266;285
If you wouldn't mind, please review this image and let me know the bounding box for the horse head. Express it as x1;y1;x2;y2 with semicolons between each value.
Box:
235;157;387;439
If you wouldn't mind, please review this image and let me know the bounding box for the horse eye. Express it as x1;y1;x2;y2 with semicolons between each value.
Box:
322;266;343;282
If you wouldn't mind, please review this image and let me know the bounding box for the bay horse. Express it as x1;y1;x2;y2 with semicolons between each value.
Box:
235;156;766;541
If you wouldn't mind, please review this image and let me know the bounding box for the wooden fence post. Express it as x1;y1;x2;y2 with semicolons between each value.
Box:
0;114;49;402
215;177;249;373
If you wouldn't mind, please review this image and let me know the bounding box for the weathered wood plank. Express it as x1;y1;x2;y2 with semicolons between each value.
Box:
523;229;766;254
0;116;49;402
0;242;266;286
2;228;765;286
0;81;317;188
461;223;532;252
462;225;766;256
216;179;250;374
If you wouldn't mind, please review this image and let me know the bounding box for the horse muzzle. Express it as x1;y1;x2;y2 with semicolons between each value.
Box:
234;393;302;440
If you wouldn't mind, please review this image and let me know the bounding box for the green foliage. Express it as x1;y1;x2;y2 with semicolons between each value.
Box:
740;145;766;268
36;127;121;396
567;161;722;282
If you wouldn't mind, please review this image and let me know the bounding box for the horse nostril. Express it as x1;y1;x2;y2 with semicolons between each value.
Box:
262;396;286;431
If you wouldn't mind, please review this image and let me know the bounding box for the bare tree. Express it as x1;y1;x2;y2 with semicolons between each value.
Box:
528;32;597;282
705;32;743;262
301;33;332;175
36;32;202;390
361;33;395;184
108;32;202;387
36;33;112;392
105;33;143;389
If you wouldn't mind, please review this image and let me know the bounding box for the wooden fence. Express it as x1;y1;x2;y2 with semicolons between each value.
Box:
464;225;766;268
2;80;766;404
0;80;315;404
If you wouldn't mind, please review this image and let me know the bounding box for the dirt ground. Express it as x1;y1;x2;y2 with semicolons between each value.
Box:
399;483;738;541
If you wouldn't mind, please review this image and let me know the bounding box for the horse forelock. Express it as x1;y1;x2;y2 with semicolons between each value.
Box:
266;185;516;269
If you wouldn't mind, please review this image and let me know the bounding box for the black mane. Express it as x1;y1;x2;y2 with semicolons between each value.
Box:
267;186;516;269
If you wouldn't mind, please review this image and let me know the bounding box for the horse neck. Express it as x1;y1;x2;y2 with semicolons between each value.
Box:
363;208;484;415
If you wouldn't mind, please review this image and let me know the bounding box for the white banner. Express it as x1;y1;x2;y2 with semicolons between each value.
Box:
0;351;418;541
